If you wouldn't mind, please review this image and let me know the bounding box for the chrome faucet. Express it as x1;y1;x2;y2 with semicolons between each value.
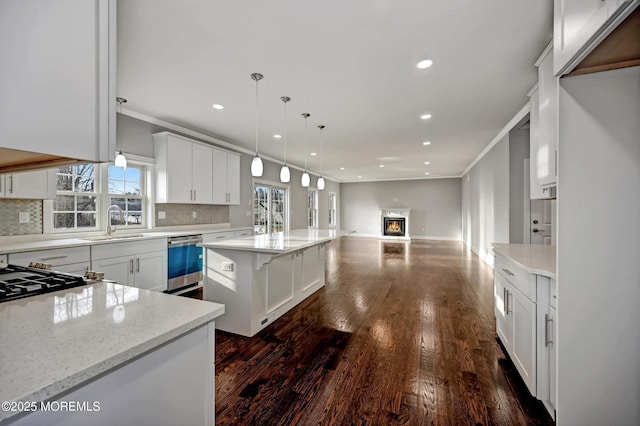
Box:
106;205;124;236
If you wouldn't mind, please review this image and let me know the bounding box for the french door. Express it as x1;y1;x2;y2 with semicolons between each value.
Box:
253;183;288;235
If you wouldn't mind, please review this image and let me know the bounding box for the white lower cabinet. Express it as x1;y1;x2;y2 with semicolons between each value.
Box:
92;240;166;292
9;246;90;275
494;254;556;419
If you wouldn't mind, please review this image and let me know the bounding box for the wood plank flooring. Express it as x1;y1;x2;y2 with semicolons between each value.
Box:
202;237;553;425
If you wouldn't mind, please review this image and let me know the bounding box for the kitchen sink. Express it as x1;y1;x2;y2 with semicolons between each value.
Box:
85;234;146;241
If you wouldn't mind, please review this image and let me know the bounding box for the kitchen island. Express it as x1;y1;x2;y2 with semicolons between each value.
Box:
0;282;224;426
201;229;347;337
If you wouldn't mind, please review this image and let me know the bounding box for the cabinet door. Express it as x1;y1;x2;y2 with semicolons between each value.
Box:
134;250;167;292
549;305;557;411
192;143;213;204
537;50;558;188
93;255;134;286
212;149;228;204
511;285;537;396
0;0;115;161
2;170;56;199
166;136;193;203
529;88;548;200
495;274;513;351
226;154;240;205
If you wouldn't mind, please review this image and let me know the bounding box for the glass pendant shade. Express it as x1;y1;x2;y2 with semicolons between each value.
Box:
114;151;127;169
280;165;291;183
251;156;263;177
317;176;325;190
301;172;310;187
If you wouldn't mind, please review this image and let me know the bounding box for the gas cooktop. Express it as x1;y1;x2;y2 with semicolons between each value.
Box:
0;264;87;303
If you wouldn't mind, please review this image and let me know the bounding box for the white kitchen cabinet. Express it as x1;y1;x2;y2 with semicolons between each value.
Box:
533;44;558;191
510;284;537;394
554;0;639;76
528;87;550;200
234;229;253;238
212;149;240;205
495;274;513;355
0;0;116;166
0;169;56;199
203;231;236;243
9;246;91;275
92;239;167;292
154;132;213;204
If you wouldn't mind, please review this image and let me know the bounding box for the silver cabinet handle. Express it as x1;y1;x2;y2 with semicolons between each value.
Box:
503;287;507;313
136;257;140;273
39;255;68;261
216;235;225;239
502;268;515;277
545;314;553;347
8;175;14;194
190;189;193;201
194;189;196;201
130;258;134;274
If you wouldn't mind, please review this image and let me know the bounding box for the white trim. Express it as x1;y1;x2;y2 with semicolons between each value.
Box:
119;152;155;164
462;103;530;177
534;41;554;67
341;175;459;184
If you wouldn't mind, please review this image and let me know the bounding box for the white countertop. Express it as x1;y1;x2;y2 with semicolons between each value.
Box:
0;224;252;255
0;282;225;422
492;243;556;279
200;229;350;254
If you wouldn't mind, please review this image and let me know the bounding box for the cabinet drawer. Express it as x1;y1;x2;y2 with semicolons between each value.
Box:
203;231;235;243
91;238;166;260
9;246;90;267
234;229;253;238
495;255;536;302
550;278;557;309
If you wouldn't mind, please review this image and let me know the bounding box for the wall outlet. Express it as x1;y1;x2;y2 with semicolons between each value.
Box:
19;212;29;223
158;211;166;219
192;211;197;219
221;262;234;272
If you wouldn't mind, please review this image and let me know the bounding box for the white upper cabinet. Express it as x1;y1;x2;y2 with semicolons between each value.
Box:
554;0;639;76
154;132;213;205
0;169;56;200
212;149;241;205
0;0;116;164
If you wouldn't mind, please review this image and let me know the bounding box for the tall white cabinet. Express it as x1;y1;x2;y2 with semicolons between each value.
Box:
0;0;116;164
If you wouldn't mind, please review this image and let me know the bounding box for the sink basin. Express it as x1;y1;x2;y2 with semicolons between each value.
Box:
85;234;145;241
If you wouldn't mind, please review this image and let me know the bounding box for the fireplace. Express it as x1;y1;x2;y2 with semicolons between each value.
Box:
383;217;406;237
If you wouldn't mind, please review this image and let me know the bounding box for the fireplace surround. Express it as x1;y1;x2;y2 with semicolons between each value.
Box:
379;208;410;240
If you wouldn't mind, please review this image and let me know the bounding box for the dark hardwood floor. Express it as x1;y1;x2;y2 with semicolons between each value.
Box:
190;237;554;425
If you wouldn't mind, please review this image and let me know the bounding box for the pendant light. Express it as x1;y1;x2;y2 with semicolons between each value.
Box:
250;73;264;177
279;96;291;183
316;125;325;190
301;113;311;187
114;97;127;169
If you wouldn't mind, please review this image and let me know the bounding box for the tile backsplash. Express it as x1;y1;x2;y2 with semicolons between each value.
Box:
155;204;229;226
0;200;43;236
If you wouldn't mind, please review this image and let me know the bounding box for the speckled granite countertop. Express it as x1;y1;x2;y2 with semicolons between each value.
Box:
492;243;556;279
200;229;350;254
0;282;224;422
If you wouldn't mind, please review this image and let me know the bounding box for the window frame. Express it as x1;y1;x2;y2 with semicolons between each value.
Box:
106;164;146;229
253;179;290;235
307;188;318;229
51;164;100;232
328;191;337;228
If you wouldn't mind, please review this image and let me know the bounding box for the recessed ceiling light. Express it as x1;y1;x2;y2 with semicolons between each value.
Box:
422;141;431;146
212;104;224;110
425;172;430;175
379;165;384;168
417;59;433;69
420;114;432;120
340;167;345;170
273;134;281;139
310;152;317;156
357;176;362;179
424;161;430;165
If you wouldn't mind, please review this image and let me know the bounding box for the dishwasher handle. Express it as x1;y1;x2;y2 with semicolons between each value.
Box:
168;235;203;247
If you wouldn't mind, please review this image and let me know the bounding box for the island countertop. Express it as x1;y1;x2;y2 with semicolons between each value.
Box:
200;229;350;254
492;243;556;279
0;282;225;423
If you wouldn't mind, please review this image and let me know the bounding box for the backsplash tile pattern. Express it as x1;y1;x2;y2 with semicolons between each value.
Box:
0;200;43;236
155;204;229;227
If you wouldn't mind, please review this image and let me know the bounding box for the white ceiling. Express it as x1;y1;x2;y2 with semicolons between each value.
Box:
117;0;553;182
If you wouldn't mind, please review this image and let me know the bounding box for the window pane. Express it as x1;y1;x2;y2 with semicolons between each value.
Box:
125;181;141;195
54;213;75;229
108;165;124;180
125;167;140;182
77;213;96;228
127;198;142;211
76;196;96;212
54;195;75;211
110;197;126;210
108;179;125;194
56;174;73;191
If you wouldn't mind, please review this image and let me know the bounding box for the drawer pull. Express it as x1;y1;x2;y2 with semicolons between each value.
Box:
38;255;68;261
216;236;225;239
502;268;515;277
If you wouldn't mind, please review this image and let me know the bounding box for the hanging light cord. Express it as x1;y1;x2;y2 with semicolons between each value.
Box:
255;77;259;155
304;115;308;170
319;125;325;175
283;100;288;164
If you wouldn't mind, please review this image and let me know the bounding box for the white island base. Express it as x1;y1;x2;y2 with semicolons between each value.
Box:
202;229;344;337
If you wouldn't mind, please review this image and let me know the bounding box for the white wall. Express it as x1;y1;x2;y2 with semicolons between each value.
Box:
557;66;640;425
461;134;510;265
340;178;461;240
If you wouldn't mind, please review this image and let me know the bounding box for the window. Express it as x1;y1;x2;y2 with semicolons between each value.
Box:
254;183;288;235
328;192;337;227
307;189;318;228
107;165;144;227
53;164;98;230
